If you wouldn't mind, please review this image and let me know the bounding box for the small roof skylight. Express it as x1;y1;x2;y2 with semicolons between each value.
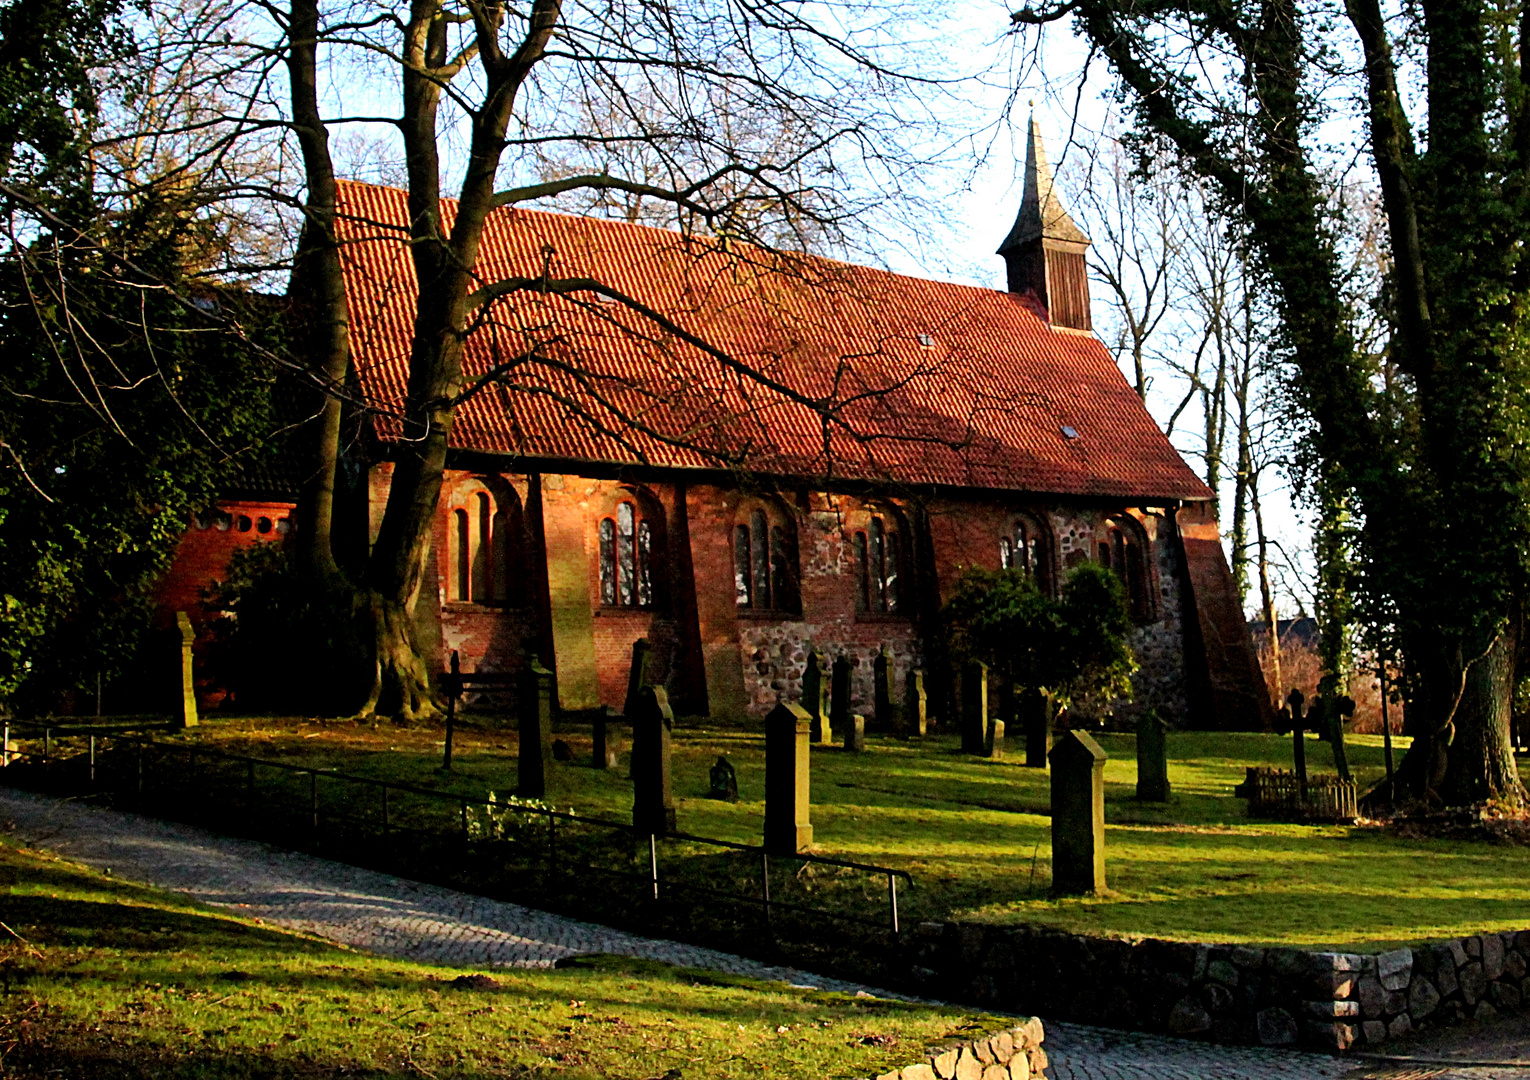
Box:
1060;425;1080;440
917;333;935;347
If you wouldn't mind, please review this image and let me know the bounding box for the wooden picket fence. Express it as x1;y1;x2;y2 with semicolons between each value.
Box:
1237;766;1358;824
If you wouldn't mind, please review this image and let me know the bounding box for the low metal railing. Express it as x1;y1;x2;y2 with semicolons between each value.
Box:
0;723;912;948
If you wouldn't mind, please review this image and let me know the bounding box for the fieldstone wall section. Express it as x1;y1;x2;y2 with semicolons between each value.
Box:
905;922;1530;1053
870;1019;1046;1080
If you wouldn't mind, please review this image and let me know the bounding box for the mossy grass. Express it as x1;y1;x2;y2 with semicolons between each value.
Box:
69;717;1530;951
0;838;1000;1078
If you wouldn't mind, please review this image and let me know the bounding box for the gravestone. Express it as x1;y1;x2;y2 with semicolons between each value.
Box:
1287;688;1307;785
1136;709;1171;802
764;702;813;853
552;739;573;763
903;669;927;738
961;661;988;755
1050;731;1107;895
517;660;555;798
873;645;898;732
1330;695;1355;781
709;755;739;802
175;611;198;729
1022;688;1050;768
803;648;832;744
844;714;866;752
829;655;853;742
631;685;676;835
984;716;1005;759
593;707;620;769
606;637;650;770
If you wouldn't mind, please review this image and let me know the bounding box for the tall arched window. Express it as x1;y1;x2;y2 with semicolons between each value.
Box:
735;503;799;612
448;482;523;605
999;513;1053;594
1100;515;1151;619
600;495;664;609
852;513;902;615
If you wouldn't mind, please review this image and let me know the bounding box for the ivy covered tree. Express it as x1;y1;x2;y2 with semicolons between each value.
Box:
943;563;1138;711
1012;0;1530;806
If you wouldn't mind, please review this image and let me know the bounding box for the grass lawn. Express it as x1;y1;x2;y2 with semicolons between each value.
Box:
75;715;1530;952
0;839;1001;1079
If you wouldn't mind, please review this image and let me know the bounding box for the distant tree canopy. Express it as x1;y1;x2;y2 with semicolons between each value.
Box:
943;563;1137;709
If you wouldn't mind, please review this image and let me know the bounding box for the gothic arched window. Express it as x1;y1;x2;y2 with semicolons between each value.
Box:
735;503;799;613
999;512;1053;594
1100;515;1151;619
599;493;665;609
448;482;523;605
852;513;903;615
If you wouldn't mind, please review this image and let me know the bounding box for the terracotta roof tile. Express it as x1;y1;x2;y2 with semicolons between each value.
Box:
334;181;1210;502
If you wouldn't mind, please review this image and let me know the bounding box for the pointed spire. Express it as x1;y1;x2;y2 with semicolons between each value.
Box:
998;114;1089;254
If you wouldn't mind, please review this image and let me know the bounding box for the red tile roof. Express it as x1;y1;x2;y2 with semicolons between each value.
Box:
335;181;1210;501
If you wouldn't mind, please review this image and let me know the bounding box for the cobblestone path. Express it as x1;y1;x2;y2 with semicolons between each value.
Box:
0;787;1453;1080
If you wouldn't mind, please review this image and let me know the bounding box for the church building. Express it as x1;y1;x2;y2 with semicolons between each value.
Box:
157;121;1267;728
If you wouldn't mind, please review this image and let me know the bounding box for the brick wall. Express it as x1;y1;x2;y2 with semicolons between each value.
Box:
163;461;1229;726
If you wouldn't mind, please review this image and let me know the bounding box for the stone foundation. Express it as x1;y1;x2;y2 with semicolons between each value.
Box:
905;922;1530;1052
869;1018;1046;1080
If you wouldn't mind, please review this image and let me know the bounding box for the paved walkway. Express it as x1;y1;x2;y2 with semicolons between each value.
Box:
0;788;1449;1080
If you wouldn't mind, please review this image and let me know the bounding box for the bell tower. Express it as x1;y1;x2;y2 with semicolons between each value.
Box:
997;115;1092;331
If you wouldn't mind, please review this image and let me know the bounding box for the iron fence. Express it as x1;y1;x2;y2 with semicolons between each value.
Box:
0;723;912;967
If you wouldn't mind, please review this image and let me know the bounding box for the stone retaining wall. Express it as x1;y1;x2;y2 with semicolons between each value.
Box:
905;922;1530;1052
870;1019;1047;1080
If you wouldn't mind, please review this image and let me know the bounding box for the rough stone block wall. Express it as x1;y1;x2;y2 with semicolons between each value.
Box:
869;1018;1046;1080
905;921;1530;1053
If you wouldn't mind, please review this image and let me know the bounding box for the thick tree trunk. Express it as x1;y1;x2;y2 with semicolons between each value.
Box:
1441;627;1524;807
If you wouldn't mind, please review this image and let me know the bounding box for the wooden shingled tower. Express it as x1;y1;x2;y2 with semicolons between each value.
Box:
997;115;1093;331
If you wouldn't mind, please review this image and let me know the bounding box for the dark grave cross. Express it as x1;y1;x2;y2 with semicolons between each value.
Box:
709;755;739;803
873;645;898;732
803;648;832;744
631;685;677;836
517;660;555;798
764;702;813;853
829;655;852;742
961;661;989;755
607;637;651;770
903;669;927;739
1135;709;1171;802
1287;688;1307;788
1022;687;1051;768
1049;731;1108;895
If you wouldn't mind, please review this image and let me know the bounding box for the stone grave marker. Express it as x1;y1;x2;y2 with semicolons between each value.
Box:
708;755;738;802
803;648;832;744
873;645;898;732
829;655;852;742
606;637;650;770
593;707;620;769
1287;688;1307;785
961;661;988;755
764;702;813;853
517;660;554;798
1022;687;1050;768
903;669;927;738
984;715;1005;759
631;685;676;836
1136;709;1171;802
844;714;866;752
175;611;198;729
1050;730;1107;895
552;739;573;762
